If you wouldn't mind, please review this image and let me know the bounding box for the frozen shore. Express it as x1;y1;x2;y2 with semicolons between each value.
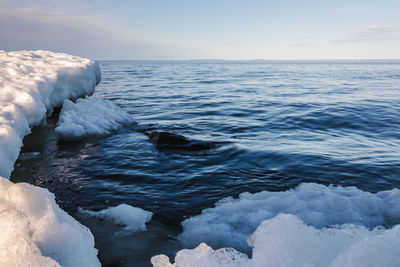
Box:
1;50;400;267
0;50;101;266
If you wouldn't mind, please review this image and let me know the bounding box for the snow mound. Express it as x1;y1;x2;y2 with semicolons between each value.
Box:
0;49;100;178
80;204;153;234
179;183;400;251
55;98;136;140
0;50;100;126
0;178;100;267
152;214;400;267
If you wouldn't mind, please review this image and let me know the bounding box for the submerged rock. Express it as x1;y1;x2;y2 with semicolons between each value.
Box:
146;131;216;151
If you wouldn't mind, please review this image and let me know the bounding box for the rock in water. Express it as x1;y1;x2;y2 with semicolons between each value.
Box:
146;131;215;151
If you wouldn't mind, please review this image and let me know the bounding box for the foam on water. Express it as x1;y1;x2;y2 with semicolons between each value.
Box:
153;214;400;267
179;183;400;251
55;97;136;140
79;204;153;234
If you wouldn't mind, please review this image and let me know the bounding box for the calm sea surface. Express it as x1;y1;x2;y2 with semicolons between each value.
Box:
11;61;400;266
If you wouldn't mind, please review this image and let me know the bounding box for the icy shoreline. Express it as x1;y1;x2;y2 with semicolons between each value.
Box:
2;50;400;267
0;50;101;266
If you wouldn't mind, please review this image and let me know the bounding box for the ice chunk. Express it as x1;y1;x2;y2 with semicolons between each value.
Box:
249;214;400;267
180;183;400;251
55;98;136;140
151;243;250;267
0;177;100;267
80;204;153;234
152;214;400;267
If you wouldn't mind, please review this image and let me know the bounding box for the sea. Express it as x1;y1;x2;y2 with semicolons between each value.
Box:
11;60;400;266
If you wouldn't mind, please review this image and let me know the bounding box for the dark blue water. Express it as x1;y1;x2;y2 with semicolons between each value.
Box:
11;61;400;266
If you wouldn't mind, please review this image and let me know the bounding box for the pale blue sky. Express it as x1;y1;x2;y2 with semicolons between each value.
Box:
1;0;400;60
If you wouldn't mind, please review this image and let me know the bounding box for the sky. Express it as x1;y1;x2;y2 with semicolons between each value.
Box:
1;0;400;60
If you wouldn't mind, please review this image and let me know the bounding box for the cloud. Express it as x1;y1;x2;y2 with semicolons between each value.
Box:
0;3;198;59
289;24;310;29
332;23;400;44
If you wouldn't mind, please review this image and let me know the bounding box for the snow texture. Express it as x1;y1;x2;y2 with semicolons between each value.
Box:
0;178;100;267
152;214;400;267
0;49;100;178
55;97;135;140
179;183;400;251
0;103;30;178
0;50;101;266
80;204;153;234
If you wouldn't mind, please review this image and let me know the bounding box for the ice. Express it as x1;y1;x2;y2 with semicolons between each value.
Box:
55;97;136;140
0;178;100;266
80;204;153;234
0;50;101;266
167;183;400;266
0;103;30;178
179;183;400;251
0;50;100;127
151;243;250;267
152;214;400;267
0;49;100;177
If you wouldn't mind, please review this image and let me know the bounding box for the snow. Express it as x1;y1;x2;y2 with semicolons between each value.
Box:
79;204;153;234
152;214;400;267
179;183;400;251
0;50;101;266
0;103;30;178
0;178;100;267
151;243;249;267
55;98;136;140
3;49;400;267
0;49;100;177
154;183;400;266
0;50;100;127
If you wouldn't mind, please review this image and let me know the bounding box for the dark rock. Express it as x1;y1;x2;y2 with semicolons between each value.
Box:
145;131;215;151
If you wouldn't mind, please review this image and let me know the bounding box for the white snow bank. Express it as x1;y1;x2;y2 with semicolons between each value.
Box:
0;178;100;267
152;214;400;267
0;50;100;126
80;204;153;234
179;183;400;251
0;49;100;178
0;103;30;178
0;50;101;266
55;98;135;140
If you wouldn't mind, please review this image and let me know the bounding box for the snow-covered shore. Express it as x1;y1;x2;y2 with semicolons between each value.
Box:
2;50;400;267
0;50;101;266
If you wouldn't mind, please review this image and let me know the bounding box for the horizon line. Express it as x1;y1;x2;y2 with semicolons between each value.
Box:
95;58;400;62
